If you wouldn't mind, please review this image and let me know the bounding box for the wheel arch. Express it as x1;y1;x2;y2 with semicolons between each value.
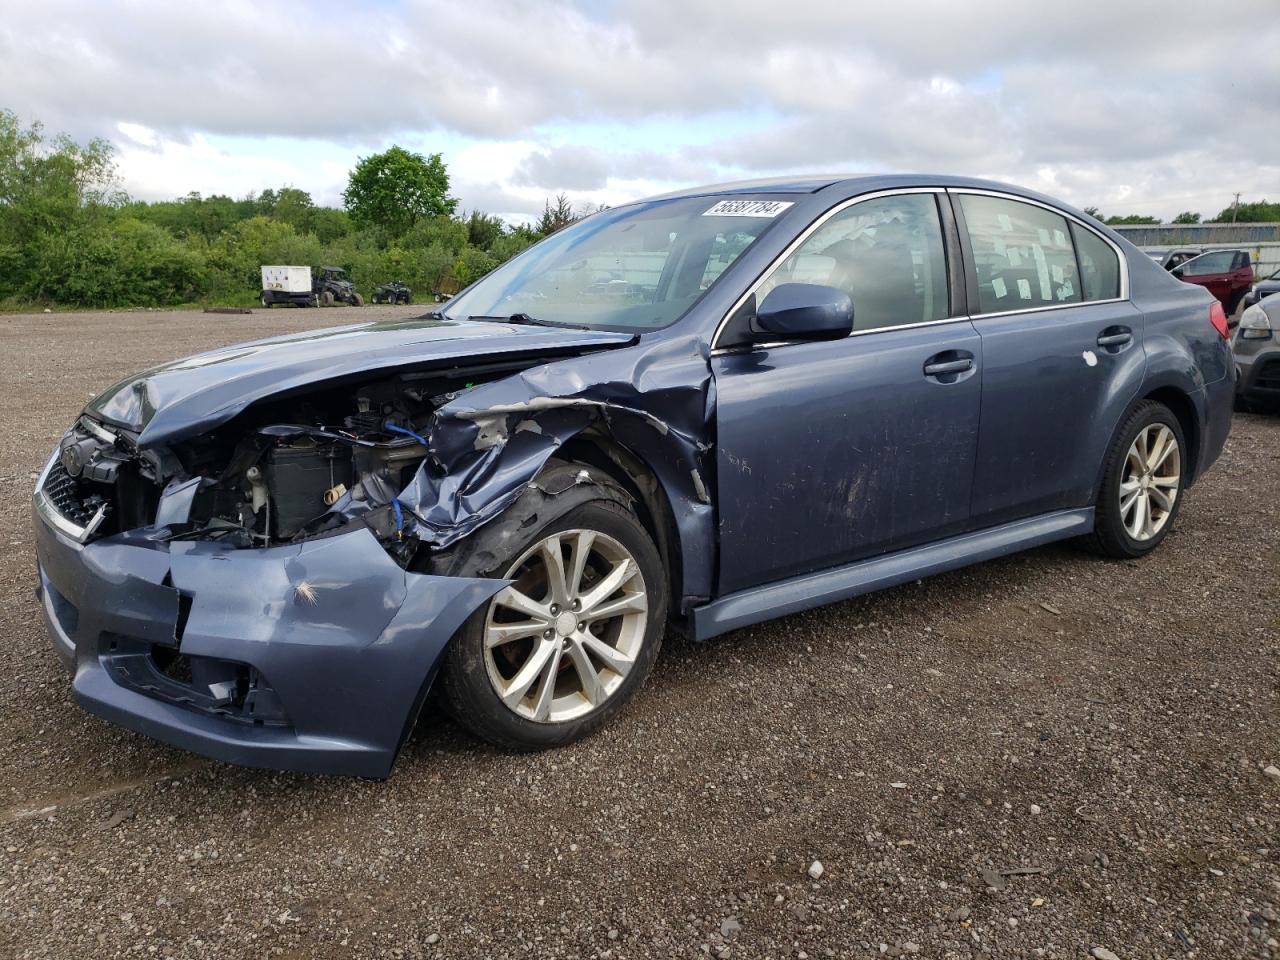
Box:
554;430;690;625
1141;385;1201;485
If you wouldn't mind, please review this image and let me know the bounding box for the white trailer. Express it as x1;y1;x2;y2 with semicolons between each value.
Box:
260;266;315;307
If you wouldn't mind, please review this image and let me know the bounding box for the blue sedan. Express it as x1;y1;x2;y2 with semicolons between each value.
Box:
33;175;1235;776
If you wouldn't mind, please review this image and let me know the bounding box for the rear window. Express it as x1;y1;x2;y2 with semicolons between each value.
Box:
1071;223;1121;301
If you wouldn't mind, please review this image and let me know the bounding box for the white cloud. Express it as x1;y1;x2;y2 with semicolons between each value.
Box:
0;0;1276;219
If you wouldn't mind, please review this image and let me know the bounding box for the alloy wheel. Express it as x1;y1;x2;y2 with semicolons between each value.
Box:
483;529;649;723
1119;423;1180;541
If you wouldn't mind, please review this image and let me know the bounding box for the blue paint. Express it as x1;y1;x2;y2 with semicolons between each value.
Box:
34;174;1236;776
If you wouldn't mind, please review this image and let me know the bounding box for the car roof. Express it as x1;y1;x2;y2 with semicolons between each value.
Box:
642;173;1088;205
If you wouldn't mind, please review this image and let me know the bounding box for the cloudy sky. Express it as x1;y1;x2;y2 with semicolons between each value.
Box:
2;0;1277;222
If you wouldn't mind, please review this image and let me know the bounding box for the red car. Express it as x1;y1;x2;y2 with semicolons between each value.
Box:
1172;249;1254;316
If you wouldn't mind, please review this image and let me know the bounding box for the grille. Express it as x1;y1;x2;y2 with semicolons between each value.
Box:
42;460;112;529
1256;358;1280;391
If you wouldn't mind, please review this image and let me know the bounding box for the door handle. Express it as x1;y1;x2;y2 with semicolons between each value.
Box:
1096;330;1133;348
923;358;973;376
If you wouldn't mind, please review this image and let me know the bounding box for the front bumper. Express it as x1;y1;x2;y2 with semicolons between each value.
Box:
33;506;503;778
1234;339;1280;404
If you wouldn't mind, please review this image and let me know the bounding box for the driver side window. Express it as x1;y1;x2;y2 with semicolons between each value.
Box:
757;193;950;333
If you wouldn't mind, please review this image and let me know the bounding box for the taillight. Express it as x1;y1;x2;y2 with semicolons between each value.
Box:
1209;302;1229;340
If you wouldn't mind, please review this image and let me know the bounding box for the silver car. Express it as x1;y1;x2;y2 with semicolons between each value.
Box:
1233;293;1280;410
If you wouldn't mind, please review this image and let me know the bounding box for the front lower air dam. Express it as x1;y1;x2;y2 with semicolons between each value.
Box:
33;515;505;778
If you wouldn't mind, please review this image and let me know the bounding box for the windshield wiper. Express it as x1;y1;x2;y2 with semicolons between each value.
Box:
468;312;563;328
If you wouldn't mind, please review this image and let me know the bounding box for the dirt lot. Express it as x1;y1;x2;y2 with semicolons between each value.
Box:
0;306;1277;960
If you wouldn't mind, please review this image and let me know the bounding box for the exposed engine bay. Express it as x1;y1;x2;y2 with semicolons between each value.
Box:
47;363;528;564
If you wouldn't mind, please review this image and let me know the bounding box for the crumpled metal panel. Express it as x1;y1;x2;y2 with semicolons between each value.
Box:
87;316;634;445
394;333;718;599
36;519;505;777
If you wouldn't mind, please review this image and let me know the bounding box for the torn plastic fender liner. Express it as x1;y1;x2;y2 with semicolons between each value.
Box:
397;334;719;601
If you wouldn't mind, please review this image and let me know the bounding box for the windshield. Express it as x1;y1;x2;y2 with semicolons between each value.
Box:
443;195;791;330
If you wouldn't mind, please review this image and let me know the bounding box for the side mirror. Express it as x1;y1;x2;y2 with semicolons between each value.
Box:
752;283;853;341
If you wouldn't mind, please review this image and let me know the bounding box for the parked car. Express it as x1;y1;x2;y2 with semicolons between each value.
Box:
1171;249;1254;316
32;176;1234;777
1241;266;1280;311
372;280;412;305
259;265;364;308
1144;247;1202;270
1232;293;1280;410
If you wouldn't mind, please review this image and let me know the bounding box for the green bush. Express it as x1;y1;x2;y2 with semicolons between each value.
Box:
0;109;564;310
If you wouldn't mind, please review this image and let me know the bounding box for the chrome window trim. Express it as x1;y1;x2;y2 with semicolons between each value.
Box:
947;187;1130;308
709;185;1132;353
710;187;945;351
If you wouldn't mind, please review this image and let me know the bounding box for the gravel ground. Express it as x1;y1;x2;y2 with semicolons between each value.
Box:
0;306;1277;960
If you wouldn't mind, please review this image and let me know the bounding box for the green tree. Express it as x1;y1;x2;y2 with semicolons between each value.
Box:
1171;211;1201;225
342;146;456;236
1104;214;1161;225
269;186;315;231
488;227;539;263
401;214;469;254
536;193;578;235
1082;206;1104;222
0;110;122;302
1211;199;1280;223
465;210;505;250
452;246;498;285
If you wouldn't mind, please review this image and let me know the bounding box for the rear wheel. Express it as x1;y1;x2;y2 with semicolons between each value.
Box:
320;290;335;307
432;465;667;749
1086;400;1186;558
260;294;271;308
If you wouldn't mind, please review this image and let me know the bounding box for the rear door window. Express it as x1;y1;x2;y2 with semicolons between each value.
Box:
960;195;1081;314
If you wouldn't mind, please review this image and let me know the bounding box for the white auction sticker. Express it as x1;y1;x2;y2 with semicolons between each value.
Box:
702;199;794;218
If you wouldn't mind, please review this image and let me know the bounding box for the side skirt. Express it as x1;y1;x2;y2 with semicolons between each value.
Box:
690;508;1094;641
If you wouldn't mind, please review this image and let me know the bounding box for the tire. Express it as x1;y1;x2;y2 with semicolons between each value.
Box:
398;294;410;305
1084;400;1187;559
320;290;335;307
352;293;365;307
428;463;668;750
260;295;271;308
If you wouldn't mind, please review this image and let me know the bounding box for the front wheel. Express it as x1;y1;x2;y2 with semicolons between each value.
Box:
432;465;667;750
260;294;271;308
1086;400;1186;558
352;292;365;307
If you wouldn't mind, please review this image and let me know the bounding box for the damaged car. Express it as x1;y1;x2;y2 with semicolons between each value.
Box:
33;176;1235;777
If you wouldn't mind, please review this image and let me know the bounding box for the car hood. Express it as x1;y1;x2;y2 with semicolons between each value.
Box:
87;315;636;447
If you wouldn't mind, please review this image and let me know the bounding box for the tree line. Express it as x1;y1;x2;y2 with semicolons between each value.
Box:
0;111;587;308
1082;203;1280;227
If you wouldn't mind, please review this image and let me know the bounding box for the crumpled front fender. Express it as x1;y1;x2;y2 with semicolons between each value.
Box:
396;334;718;601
